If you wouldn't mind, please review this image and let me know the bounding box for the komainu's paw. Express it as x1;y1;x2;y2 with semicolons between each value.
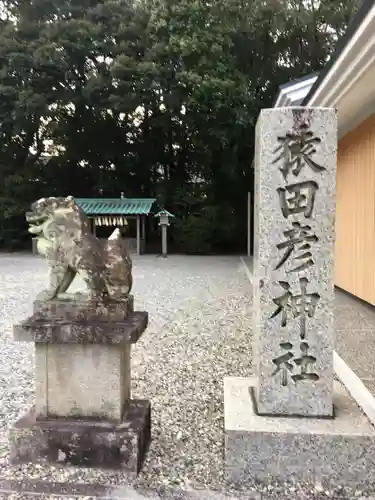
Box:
87;289;109;301
36;289;58;301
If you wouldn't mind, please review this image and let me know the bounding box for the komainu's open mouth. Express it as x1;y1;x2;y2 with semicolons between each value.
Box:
25;211;48;234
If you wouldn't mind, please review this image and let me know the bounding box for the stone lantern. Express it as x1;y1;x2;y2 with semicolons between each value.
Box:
154;210;175;258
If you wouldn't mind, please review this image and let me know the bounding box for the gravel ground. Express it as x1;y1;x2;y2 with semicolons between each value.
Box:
0;253;374;500
0;254;253;489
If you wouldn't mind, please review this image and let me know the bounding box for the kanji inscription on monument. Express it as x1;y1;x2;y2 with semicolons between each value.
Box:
253;107;337;417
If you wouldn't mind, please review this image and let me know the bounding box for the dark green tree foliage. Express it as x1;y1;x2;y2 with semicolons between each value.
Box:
0;0;362;251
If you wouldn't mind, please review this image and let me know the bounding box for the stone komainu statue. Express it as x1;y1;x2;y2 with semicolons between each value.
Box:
26;196;132;301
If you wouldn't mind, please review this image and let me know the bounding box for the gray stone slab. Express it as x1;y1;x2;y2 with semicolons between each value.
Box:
224;376;375;487
33;293;134;322
363;379;375;399
334;304;372;330
253;107;337;417
356;305;375;329
336;329;375;379
35;343;130;421
9;399;151;475
13;311;148;344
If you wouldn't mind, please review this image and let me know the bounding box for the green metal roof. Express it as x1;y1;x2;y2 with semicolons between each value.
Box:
76;198;157;216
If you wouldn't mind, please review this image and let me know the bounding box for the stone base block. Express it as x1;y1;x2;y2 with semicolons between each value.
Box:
224;377;375;487
9;399;151;474
35;343;131;421
13;311;148;345
33;293;134;323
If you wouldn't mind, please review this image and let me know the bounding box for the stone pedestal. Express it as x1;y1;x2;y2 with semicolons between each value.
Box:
225;377;375;486
9;293;151;474
224;107;375;486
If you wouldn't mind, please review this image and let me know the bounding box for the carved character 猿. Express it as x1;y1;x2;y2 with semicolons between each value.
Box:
272;129;325;181
277;180;318;219
272;341;319;386
271;277;320;339
26;196;133;301
275;221;318;273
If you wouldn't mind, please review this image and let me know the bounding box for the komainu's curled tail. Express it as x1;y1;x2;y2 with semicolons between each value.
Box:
104;228;133;300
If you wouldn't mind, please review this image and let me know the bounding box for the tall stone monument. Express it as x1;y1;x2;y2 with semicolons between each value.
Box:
9;196;150;473
224;108;375;486
253;107;335;418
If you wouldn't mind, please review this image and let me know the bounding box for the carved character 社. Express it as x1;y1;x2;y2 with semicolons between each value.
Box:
26;196;132;301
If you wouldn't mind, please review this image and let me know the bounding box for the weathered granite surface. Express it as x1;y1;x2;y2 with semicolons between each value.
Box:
11;302;150;470
33;293;134;322
224;376;375;487
13;310;148;344
26;196;133;301
35;343;131;421
12;206;151;471
9;400;151;474
253;107;337;417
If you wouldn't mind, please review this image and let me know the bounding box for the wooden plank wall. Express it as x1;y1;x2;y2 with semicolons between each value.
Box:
335;112;375;305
